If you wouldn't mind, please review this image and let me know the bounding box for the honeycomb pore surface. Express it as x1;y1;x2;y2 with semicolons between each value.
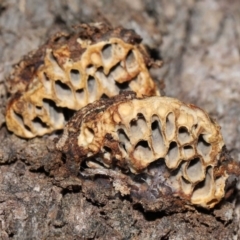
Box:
6;23;159;138
58;94;229;209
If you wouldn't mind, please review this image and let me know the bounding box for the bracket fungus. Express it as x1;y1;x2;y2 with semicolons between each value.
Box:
57;92;237;209
6;23;159;138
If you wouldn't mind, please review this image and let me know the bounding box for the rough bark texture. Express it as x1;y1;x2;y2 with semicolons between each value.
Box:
0;0;240;239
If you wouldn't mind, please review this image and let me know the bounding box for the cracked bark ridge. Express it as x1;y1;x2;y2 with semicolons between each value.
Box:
6;23;160;138
0;131;237;239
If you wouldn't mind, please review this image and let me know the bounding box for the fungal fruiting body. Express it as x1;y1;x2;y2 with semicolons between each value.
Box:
57;93;230;209
6;23;159;138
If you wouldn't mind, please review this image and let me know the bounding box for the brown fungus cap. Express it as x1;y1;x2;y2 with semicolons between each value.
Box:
6;23;160;138
57;93;230;209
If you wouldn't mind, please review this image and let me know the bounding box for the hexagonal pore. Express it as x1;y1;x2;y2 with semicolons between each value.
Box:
186;158;204;183
165;141;179;169
87;76;98;102
129;113;148;141
76;89;85;104
178;126;192;145
101;44;112;62
133;140;153;163
12;110;31;133
125;50;138;73
117;128;131;153
110;62;128;82
197;134;212;162
70;69;81;88
182;145;195;159
95;68;119;94
191;167;214;205
151;115;165;156
32;117;48;132
43;98;64;126
55;80;74;103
